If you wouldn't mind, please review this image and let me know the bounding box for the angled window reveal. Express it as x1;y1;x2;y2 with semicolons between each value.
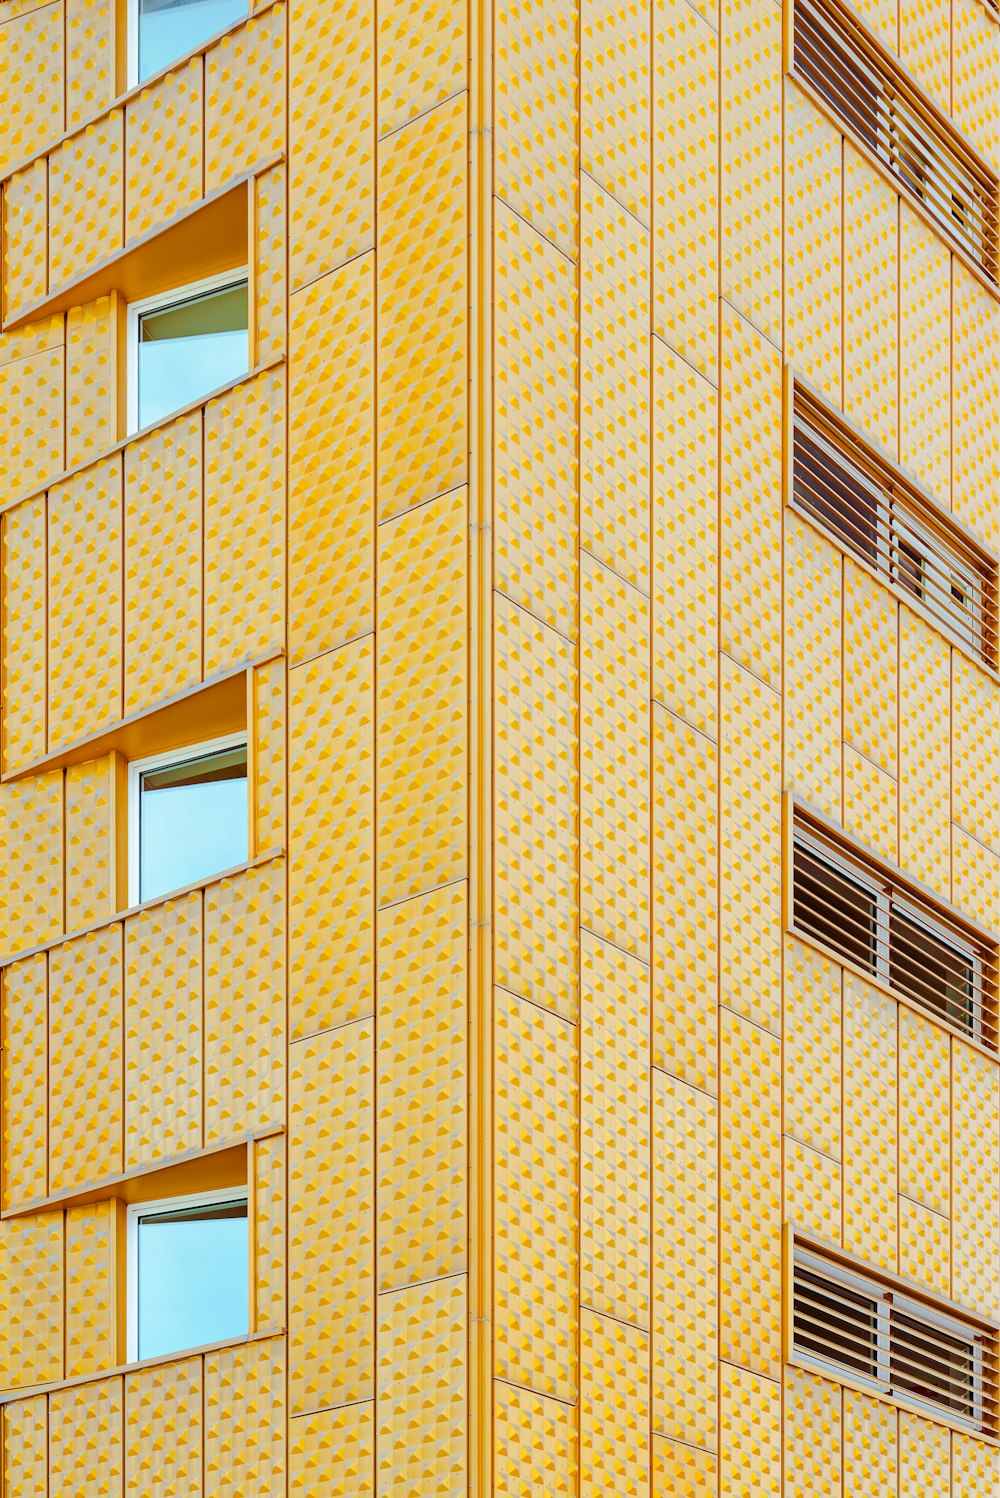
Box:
130;0;247;85
791;381;999;668
791;0;1000;281
128;271;249;435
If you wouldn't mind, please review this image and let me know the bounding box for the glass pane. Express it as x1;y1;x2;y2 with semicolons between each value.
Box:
794;1267;880;1380
139;743;248;902
891;1309;976;1420
136;282;248;431
793;843;880;975
136;1197;248;1360
890;909;975;1035
137;0;245;81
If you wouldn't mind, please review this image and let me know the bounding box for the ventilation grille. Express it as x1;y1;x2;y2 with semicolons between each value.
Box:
793;1245;999;1435
792;383;998;668
792;0;1000;280
791;810;999;1050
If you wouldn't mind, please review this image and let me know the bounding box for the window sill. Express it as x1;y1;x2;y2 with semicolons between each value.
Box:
786;1350;999;1445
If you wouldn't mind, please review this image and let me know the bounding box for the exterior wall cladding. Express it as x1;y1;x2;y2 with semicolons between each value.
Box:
0;0;1000;1488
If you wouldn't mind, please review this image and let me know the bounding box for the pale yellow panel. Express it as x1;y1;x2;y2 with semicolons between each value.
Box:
720;303;782;688
3;159;48;315
843;142;898;447
953;649;1000;854
785;81;841;399
288;638;374;1039
843;561;897;776
953;1431;1000;1497
0;345;63;501
494;202;578;640
288;257;375;665
652;1069;717;1451
203;1338;285;1496
3;1396;47;1498
842;1391;897;1496
377;0;464;137
254;162;286;366
784;1366;842;1498
784;937;841;1161
580;1308;649;1498
48;1375;123;1498
65;756;114;933
252;655;285;856
652;706;717;1095
784;1137;842;1246
785;516;843;817
376;881;467;1290
953;229;1000;552
843;975;897;1273
719;1364;781;1498
254;1133;285;1331
376;484;467;905
1;954;47;1210
899;202;950;503
494;987;578;1402
494;1381;578;1498
898;1410;949;1495
952;826;1000;934
375;1276;466;1498
2;495;46;773
898;1195;950;1300
952;0;1000;170
0;2;62;171
289;1403;375;1497
952;1038;1000;1318
125;1357;202;1498
289;1021;374;1412
124;58;203;242
376;93;467;521
65;1201;116;1377
66;295;116;467
66;0;112;126
898;607;950;898
48;114;123;289
204;3;285;190
720;1010;782;1377
0;773;63;956
495;594;578;1020
719;656;782;1035
581;0;650;222
900;0;949;110
898;1007;950;1217
652;1436;717;1498
0;1213;63;1391
49;923;124;1194
843;747;897;864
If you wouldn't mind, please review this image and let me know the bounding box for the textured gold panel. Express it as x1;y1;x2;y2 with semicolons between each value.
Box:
254;162;286;366
581;0;649;223
204;1338;285;1495
952;1038;1000;1319
66;295;115;467
376;93;467;521
48;1375;123;1498
953;1431;1000;1496
0;1213;63;1390
1;953;47;1209
898;608;950;898
205;4;285;191
898;1409;949;1494
952;0;1000;171
580;1308;649;1498
784;1366;842;1498
784;1137;842;1246
652;1068;717;1450
124;891;203;1170
843;747;897;864
3;159;48;314
376;484;467;905
375;1275;466;1497
952;827;1000;934
65;1201;115;1377
899;202;950;503
785;517;842;817
899;1007;949;1217
494;1381;578;1498
495;595;578;1019
784;937;841;1161
48;114;123;288
784;81;841;399
125;1357;202;1497
0;3;62;170
2;495;46;773
64;756;114;929
124;59;203;242
253;655;285;856
0;345;63;501
494;201;578;640
898;1195;950;1301
3;1396;47;1498
289;1403;375;1497
254;1132;285;1331
0;772;63;957
288;257;375;664
289;1021;374;1412
953;242;1000;552
719;1364;781;1497
843;975;897;1273
720;1009;781;1377
49;923;124;1194
651;1436;716;1498
843;143;898;446
843;561;897;776
376;0;465;137
288;638;374;1040
842;1391;897;1493
953;648;1000;855
495;987;578;1402
66;0;113;127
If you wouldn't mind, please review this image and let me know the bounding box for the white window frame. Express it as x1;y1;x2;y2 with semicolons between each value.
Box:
127;730;249;906
126;0;249;89
793;827;890;983
126;1184;249;1364
126;268;250;436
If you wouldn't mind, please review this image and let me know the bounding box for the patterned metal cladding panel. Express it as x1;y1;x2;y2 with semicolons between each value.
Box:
64;756;114;928
124;892;203;1170
898;1007;950;1218
254;163;287;366
784;1366;842;1498
494;201;578;641
48;1374;123;1498
653;0;717;381
48;923;124;1193
652;319;718;737
580;550;650;961
720;1364;781;1497
898;1195;950;1300
204;1338;286;1496
952;0;1000;171
843;747;898;864
494;986;578;1402
376;882;467;1291
376;484;467;905
494;1381;578;1498
375;1278;467;1498
0;345;64;501
288;257;375;665
124;58;203;243
851;0;895;45
952;826;1000;934
719;656;782;1035
48;114;123;289
494;0;578;257
3;159;48;313
66;0;113;127
843;143;898;447
652;705;717;1096
288;639;374;1040
651;1068;717;1451
2;495;47;773
784;517;843;818
719;305;782;689
953;1431;1000;1496
64;1201;115;1378
898;608;950;898
376;0;465;138
581;0;649;224
842;1391;897;1494
581;931;650;1328
580;1308;649;1498
0;1213;63;1390
720;0;782;345
288;0;374;290
289;1403;375;1497
203;365;286;675
784;82;842;401
899;203;951;504
952;1038;1000;1319
843;975;898;1273
125;1357;202;1498
651;1436;717;1498
204;860;285;1143
494;595;579;1021
1;954;47;1210
784;937;842;1161
0;773;63;956
66;296;116;467
581;175;650;591
898;1411;949;1496
719;1009;782;1377
784;1137;843;1246
952;260;1000;552
843;561;897;776
289;1021;374;1412
205;3;285;191
48;455;123;750
254;1132;285;1330
0;4;62;170
376;93;467;522
253;655;285;856
2;1397;47;1498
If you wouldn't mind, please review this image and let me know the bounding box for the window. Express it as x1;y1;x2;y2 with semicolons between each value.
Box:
129;734;248;905
792;1243;997;1435
128;273;249;435
128;1188;249;1362
791;809;997;1049
130;0;246;85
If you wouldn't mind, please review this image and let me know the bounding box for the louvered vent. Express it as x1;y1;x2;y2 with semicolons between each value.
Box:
792;0;1000;280
792;382;998;668
793;1244;999;1435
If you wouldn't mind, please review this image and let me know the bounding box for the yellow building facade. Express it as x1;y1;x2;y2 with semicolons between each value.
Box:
0;0;999;1488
